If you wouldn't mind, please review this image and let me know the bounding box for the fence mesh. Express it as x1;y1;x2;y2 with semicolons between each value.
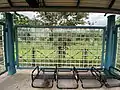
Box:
0;25;5;73
17;27;104;68
116;27;120;69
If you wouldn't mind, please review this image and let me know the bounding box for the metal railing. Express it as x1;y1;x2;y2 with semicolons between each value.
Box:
16;26;105;69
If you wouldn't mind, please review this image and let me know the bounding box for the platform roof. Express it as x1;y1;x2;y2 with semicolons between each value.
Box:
0;0;120;14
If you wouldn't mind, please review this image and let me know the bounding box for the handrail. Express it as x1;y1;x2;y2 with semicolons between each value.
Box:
15;25;106;29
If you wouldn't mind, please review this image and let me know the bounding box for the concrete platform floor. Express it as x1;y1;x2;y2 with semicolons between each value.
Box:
0;69;120;90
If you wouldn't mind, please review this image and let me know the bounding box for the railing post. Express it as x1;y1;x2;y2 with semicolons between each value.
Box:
14;26;19;68
101;28;106;68
105;15;115;70
3;24;8;71
5;13;16;75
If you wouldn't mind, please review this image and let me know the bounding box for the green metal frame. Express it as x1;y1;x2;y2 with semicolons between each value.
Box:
15;25;106;29
15;25;105;70
0;13;119;76
101;28;106;68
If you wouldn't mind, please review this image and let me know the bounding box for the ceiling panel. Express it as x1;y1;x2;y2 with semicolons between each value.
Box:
0;0;119;14
0;0;8;4
45;0;76;6
45;2;76;6
45;0;76;3
112;0;120;9
80;0;109;8
11;0;28;6
0;4;9;8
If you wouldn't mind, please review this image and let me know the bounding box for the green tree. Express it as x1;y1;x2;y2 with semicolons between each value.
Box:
0;12;30;25
0;12;32;42
36;12;89;26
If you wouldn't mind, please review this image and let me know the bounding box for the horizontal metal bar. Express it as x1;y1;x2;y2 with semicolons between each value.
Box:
18;58;101;60
76;0;80;7
41;67;102;70
108;0;116;9
42;0;46;7
15;25;106;29
18;61;101;64
26;0;39;8
0;6;120;14
17;67;34;69
17;67;102;70
7;0;13;7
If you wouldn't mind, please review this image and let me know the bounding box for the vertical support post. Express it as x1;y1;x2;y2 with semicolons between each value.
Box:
14;26;19;68
58;46;61;67
105;15;115;70
3;24;8;71
101;28;106;68
6;13;16;75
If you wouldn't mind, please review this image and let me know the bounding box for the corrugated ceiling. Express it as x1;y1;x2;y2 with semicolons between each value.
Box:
0;0;119;14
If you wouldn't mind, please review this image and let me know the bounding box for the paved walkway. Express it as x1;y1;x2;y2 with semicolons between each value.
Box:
0;70;120;90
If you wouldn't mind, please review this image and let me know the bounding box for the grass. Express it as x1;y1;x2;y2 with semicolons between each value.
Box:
17;41;103;68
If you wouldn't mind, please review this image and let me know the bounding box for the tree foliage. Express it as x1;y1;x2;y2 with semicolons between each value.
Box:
116;16;120;25
0;12;89;26
36;12;89;26
0;12;30;25
0;12;32;42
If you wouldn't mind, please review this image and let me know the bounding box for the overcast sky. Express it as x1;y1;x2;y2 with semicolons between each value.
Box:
18;12;119;26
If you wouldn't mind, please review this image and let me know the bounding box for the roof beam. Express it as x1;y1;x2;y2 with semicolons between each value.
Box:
42;0;46;7
104;0;116;16
0;7;120;14
26;0;39;8
76;0;80;7
108;0;116;8
39;0;46;7
7;0;13;7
